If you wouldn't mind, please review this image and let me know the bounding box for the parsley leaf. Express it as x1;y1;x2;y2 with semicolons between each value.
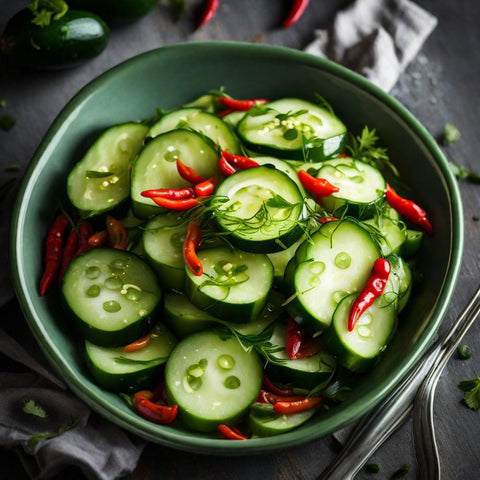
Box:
448;162;480;184
442;122;461;146
28;0;69;27
22;399;47;418
458;376;480;410
25;419;78;454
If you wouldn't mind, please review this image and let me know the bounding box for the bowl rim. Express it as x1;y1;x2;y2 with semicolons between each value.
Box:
10;41;464;454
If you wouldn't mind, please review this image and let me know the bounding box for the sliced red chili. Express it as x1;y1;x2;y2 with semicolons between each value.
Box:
150;197;200;210
218;155;237;176
262;375;294;397
221;150;260;170
286;318;303;360
348;258;391;332
257;389;306;405
385;183;433;236
132;390;178;425
123;333;151;352
141;187;195;200
197;0;219;28
58;228;78;286
273;396;323;414
217;108;235;118
298;169;339;198
106;215;127;251
75;220;94;256
217;97;269;112
194;176;217;197
318;216;339;224
295;336;323;359
282;0;310;27
39;213;70;296
176;159;207;184
336;152;349;158
183;220;203;276
88;230;107;247
217;424;249;440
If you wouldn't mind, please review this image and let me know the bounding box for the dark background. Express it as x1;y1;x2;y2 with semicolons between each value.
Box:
1;1;479;479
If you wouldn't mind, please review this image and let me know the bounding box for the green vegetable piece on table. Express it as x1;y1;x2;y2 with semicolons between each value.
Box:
458;377;480;411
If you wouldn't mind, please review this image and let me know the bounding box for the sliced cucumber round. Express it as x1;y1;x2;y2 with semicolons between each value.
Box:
62;248;162;347
364;214;407;256
148;108;241;153
165;330;263;432
317;158;386;219
401;229;425;257
387;254;413;313
67;123;148;217
84;322;177;392
284;219;381;334
130;129;219;218
184;246;273;323
237;98;346;161
212;166;306;253
323;293;397;373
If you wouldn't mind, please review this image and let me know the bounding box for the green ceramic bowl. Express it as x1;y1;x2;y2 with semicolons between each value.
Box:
10;42;463;454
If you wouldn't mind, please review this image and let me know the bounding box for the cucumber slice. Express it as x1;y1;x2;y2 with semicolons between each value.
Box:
148;108;241;154
267;235;305;287
323;293;397;373
401;229;424;257
248;402;316;437
163;290;284;338
317;158;386;219
237;98;346;161
130;129;219;218
142;213;187;292
387;254;413;313
184;247;274;323
253;156;306;195
165;330;263;432
67;123;148;217
285;219;381;334
84;322;177;392
62;248;162;347
221;110;246;129
364;214;407;256
264;322;337;389
212;166;306;253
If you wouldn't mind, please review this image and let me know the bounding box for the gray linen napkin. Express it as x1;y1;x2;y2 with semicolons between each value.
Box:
304;0;438;91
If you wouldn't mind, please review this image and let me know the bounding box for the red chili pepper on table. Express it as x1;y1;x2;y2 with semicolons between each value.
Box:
298;169;339;199
221;150;260;170
150;197;200;211
58;228;78;286
176;159;207;185
282;0;310;28
217;97;269;112
39;213;70;296
385;183;433;236
348;258;391;332
194;176;217;197
273;396;323;414
218;154;237;176
197;0;219;28
123;333;151;353
132;389;178;425
141;187;195;200
217;424;249;440
183;220;203;276
106;215;127;251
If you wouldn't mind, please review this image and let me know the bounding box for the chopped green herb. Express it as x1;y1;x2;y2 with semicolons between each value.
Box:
458;376;480;410
4;164;20;173
22;399;47;418
118;392;134;408
26;419;77;453
442;122;460;146
0;114;16;131
448;162;480;184
85;170;114;179
28;0;69;27
113;356;160;366
365;463;380;474
389;464;410;479
458;344;472;360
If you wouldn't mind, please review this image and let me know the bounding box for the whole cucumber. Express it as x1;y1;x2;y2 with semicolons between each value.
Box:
1;9;110;69
68;0;158;23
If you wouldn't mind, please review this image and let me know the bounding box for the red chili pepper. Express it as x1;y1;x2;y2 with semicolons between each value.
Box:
75;220;94;255
88;230;107;247
298;169;339;198
194;176;217;197
217;424;249;440
286;318;303;360
217;97;269;112
222;150;260;170
106;215;127;250
197;0;219;28
282;0;310;27
176;159;207;184
218;155;237;176
348;258;391;332
385;183;433;236
257;389;306;405
39;213;70;296
217;108;235;118
296;337;323;359
141;187;195;200
132;390;178;425
318;216;338;224
337;152;349;158
123;333;151;353
58;228;78;286
273;396;323;414
150;197;200;211
262;375;294;397
183;220;203;276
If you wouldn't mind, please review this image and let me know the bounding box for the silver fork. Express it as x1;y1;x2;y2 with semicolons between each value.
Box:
317;284;480;480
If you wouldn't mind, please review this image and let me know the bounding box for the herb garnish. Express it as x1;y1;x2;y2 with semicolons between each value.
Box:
389;464;410;479
448;162;480;184
0;114;16;131
365;463;380;474
28;0;69;27
442;122;460;146
26;419;78;453
23;399;48;418
457;344;472;360
458;376;480;411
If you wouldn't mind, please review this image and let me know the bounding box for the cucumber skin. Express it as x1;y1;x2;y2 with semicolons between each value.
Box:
1;10;110;69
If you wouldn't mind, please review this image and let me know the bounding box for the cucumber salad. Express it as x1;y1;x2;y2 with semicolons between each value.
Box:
39;91;433;439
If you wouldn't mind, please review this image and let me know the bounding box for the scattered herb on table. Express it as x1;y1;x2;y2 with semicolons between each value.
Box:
458;376;480;411
365;463;380;474
389;464;410;479
449;162;480;184
442;122;460;146
0;114;16;131
22;399;48;418
458;344;472;360
28;0;69;27
26;419;78;454
4;164;20;172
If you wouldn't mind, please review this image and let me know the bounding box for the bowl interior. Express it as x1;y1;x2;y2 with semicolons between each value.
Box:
11;42;463;454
